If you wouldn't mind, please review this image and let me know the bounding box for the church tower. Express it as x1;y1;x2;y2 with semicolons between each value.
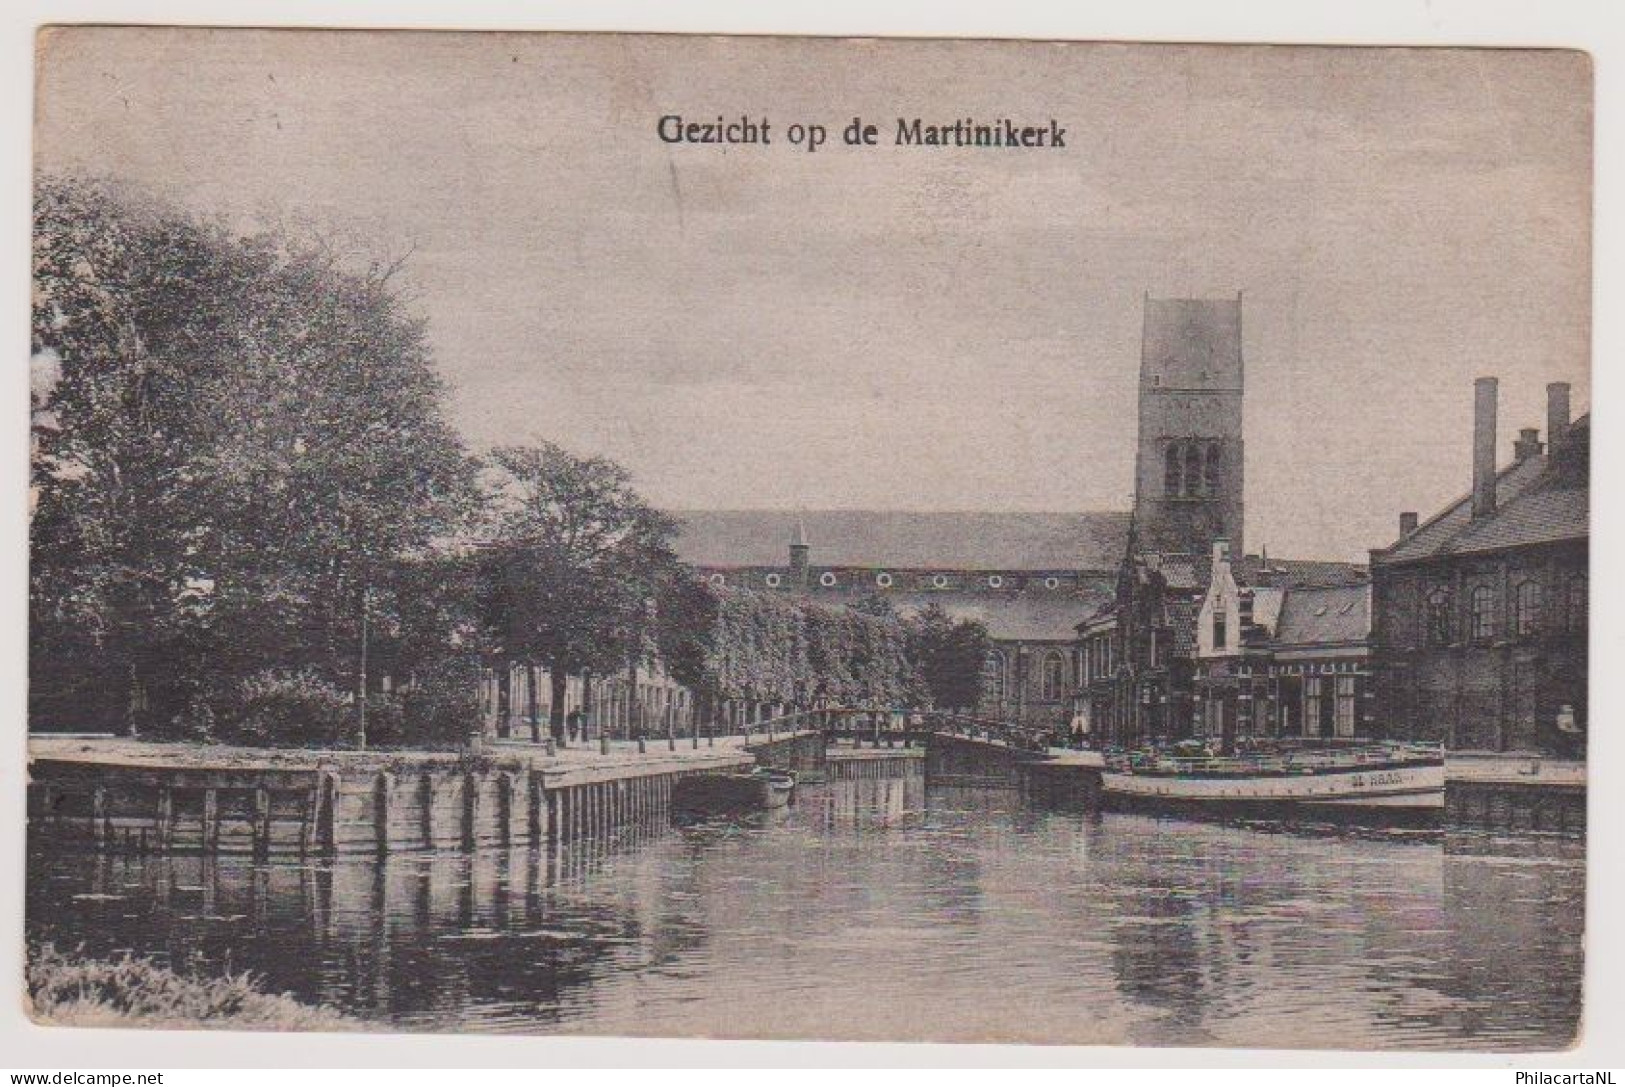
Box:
1131;294;1245;555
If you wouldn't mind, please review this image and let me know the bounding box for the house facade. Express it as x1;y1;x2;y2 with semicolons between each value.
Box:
1192;540;1374;750
1369;379;1588;757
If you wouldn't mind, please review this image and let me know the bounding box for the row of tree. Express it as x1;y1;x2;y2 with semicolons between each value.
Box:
30;176;988;748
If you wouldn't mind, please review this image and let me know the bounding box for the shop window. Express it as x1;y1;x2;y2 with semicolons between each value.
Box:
1335;675;1357;737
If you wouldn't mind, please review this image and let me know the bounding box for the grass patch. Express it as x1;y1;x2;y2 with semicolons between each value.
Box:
26;942;357;1031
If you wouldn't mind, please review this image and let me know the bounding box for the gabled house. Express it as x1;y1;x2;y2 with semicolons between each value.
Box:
1194;540;1373;751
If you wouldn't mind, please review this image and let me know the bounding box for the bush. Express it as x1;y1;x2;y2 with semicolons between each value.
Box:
219;668;352;748
396;657;482;748
27;941;353;1030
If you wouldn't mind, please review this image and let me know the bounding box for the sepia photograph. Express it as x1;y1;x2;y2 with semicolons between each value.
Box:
22;25;1593;1055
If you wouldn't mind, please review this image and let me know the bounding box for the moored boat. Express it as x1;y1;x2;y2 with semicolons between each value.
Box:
752;766;797;809
1100;741;1444;822
673;767;797;818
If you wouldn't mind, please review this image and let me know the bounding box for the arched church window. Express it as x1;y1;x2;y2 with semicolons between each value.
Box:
1040;652;1067;701
1204;441;1222;496
1183;443;1202;497
1164;442;1183;497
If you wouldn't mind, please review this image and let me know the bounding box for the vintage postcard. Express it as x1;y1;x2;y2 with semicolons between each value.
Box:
26;28;1590;1050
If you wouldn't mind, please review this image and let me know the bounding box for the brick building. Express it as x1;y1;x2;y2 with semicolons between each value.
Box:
1072;294;1375;749
1192;540;1374;751
676;295;1253;732
1369;379;1589;757
1076;545;1366;748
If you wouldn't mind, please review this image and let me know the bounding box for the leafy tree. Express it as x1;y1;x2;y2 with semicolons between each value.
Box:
906;603;991;713
31;176;479;743
477;443;683;742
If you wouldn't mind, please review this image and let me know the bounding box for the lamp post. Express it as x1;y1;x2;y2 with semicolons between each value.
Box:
1015;645;1029;726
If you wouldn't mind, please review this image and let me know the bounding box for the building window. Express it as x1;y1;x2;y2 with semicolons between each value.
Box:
875;572;893;588
1165;443;1183;497
1045;577;1060;590
709;573;727;587
1305;677;1323;738
1335;676;1357;737
1184;443;1202;497
932;574;949;589
1425;588;1453;646
1470;585;1497;642
1041;653;1066;701
1514;580;1542;637
1213;609;1228;650
986;652;1007;704
987;575;1004;589
1204;441;1221;496
1567;574;1588;633
820;572;838;588
764;572;782;588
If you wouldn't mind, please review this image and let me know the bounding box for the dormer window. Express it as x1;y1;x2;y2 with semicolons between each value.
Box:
1213;609;1228;650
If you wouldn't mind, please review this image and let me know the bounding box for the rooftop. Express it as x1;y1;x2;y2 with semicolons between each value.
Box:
674;510;1131;572
1274;584;1371;647
1377;414;1589;565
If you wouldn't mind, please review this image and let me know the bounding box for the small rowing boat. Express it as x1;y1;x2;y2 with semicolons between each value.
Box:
752;766;797;809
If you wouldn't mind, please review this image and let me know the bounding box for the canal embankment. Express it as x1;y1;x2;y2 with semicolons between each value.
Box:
27;731;823;856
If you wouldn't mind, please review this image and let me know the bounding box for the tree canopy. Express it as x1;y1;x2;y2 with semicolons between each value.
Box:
31;176;478;742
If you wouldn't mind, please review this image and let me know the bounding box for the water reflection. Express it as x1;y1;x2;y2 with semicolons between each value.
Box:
27;777;1583;1049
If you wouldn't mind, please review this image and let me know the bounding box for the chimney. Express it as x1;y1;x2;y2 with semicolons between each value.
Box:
1472;377;1498;520
1513;428;1544;462
1399;511;1418;537
1547;382;1572;456
788;518;810;589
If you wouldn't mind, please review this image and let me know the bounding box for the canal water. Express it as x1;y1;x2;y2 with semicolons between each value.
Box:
27;775;1584;1050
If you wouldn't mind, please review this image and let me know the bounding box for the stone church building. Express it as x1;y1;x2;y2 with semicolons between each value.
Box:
675;294;1279;733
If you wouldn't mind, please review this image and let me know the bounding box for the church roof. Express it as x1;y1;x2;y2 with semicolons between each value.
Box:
886;588;1115;643
673;510;1131;571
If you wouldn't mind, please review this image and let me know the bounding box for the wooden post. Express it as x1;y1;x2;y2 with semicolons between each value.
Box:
156;786;174;853
463;772;480;850
373;773;392;855
91;785;107;849
527;663;541;743
254;785;273;857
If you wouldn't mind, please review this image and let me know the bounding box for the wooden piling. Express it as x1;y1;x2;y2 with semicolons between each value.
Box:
253;785;273;857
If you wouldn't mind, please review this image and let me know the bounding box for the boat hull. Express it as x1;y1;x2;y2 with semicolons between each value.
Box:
1101;761;1443;824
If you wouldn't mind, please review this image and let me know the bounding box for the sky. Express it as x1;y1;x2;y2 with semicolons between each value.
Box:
33;29;1592;562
